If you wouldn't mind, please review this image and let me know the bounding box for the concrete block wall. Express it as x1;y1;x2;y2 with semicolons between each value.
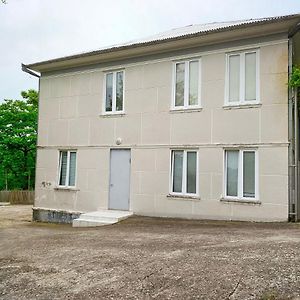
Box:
35;38;289;221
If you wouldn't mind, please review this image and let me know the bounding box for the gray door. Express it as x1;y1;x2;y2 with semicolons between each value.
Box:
109;149;131;210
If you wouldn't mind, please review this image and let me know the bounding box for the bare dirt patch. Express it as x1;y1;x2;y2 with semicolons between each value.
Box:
0;206;300;299
0;205;32;228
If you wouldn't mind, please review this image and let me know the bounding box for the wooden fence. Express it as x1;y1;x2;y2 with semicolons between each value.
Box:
0;190;34;204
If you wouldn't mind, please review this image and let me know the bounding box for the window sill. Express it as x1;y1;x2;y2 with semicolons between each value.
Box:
220;197;261;205
167;194;200;201
99;112;125;118
54;187;80;191
170;107;202;114
223;103;261;110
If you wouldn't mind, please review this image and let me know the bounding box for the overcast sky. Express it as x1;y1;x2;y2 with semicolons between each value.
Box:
1;0;300;102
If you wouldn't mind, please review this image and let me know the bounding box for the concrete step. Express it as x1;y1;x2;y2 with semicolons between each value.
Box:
79;210;133;222
72;210;133;228
72;218;116;227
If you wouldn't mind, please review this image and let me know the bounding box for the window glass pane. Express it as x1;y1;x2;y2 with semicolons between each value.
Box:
105;73;113;112
245;52;256;101
228;55;240;102
172;151;183;193
243;151;255;198
69;152;77;186
175;63;185;106
116;71;124;111
189;61;199;106
226;151;239;197
187;152;197;194
59;151;68;186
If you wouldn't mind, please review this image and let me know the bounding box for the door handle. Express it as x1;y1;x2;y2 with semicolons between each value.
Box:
110;183;114;187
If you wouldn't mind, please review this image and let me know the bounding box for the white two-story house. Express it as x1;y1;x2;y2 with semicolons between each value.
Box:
23;14;300;224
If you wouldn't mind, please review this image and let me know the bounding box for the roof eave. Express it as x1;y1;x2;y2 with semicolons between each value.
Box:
25;15;300;73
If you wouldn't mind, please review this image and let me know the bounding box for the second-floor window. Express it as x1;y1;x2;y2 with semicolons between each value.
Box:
225;50;259;105
173;59;201;109
104;70;124;113
58;150;77;187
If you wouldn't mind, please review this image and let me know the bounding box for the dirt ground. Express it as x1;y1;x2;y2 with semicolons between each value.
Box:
0;205;300;300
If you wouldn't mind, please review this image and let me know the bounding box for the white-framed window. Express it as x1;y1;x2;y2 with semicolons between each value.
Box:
103;70;124;113
58;150;77;187
224;149;258;200
225;49;259;106
170;150;199;196
172;59;201;109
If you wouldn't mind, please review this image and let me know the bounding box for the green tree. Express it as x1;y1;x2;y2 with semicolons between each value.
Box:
0;90;38;190
289;66;300;88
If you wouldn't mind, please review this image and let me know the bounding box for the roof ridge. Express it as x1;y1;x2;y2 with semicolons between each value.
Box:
168;13;300;31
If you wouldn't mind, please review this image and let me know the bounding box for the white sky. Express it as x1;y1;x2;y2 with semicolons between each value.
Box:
0;0;300;101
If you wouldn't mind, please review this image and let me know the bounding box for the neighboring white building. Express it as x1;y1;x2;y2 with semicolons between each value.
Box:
23;14;300;223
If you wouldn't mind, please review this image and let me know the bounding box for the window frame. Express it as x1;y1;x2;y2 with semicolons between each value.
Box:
103;70;125;114
223;149;259;201
58;150;77;188
172;58;202;110
225;49;260;106
170;149;199;197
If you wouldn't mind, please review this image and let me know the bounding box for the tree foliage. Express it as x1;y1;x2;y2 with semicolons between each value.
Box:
289;66;300;88
0;90;38;190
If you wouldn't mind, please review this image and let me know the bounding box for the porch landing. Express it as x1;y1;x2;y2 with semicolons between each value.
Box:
72;210;133;227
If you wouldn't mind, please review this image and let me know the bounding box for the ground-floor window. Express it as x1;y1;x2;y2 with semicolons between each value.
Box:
170;149;198;196
224;149;258;199
58;150;77;187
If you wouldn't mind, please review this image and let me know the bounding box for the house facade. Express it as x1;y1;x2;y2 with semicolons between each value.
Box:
24;14;300;223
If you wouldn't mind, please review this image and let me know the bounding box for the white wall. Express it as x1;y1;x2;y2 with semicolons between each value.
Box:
35;39;289;221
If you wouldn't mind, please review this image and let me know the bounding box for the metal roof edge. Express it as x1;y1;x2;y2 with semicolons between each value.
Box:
24;13;300;71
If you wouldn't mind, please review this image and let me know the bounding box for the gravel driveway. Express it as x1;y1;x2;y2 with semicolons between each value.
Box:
0;205;300;299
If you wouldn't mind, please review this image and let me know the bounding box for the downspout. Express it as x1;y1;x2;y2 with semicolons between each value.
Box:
288;37;296;221
288;23;300;221
295;87;299;221
288;37;294;221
